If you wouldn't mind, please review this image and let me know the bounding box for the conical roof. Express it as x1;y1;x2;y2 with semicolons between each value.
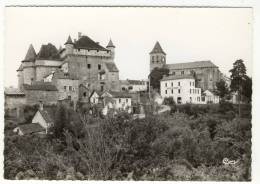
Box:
64;35;73;45
106;39;115;48
23;44;36;62
150;41;166;55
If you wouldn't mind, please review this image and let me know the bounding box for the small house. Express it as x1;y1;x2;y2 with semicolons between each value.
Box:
202;90;219;104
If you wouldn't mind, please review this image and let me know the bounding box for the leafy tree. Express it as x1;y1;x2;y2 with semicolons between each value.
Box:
149;67;169;91
215;79;230;100
229;59;247;116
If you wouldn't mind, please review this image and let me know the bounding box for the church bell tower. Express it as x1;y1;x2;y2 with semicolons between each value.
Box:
149;41;166;73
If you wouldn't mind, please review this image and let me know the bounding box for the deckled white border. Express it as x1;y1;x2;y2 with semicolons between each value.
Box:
0;0;259;183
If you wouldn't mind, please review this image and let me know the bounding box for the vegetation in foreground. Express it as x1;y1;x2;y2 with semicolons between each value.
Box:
4;103;251;181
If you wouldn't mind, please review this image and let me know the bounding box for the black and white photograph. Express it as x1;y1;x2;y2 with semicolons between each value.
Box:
2;4;254;181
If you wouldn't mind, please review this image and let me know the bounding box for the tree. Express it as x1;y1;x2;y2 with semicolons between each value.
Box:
215;79;230;100
241;76;252;102
229;59;247;117
149;67;169;91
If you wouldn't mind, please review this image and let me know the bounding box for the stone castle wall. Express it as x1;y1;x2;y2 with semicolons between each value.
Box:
24;90;58;105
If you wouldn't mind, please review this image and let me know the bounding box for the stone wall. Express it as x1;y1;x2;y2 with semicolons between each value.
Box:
35;66;60;81
24;90;58;105
23;64;35;85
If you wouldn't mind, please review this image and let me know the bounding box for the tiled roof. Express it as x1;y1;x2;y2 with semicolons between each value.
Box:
74;35;108;51
39;107;55;124
106;39;115;48
106;91;132;98
37;43;60;60
4;88;25;96
16;64;23;71
105;62;119;72
18;123;45;135
150;41;166;55
166;60;218;70
22;44;37;62
127;79;147;85
65;35;73;45
161;74;194;81
53;70;79;80
23;82;58;91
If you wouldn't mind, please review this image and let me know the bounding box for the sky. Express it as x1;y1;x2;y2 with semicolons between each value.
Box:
4;7;252;87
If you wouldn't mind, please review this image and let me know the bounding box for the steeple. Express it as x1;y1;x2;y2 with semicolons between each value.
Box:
24;44;36;62
65;35;73;45
150;41;166;55
106;39;115;48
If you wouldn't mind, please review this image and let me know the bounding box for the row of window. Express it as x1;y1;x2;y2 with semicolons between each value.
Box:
190;97;201;102
64;86;75;92
190;88;200;94
151;56;165;62
87;64;102;70
76;48;110;54
165;89;181;94
165;81;181;87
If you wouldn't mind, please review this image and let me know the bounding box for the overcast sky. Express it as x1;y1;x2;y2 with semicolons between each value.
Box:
4;7;252;87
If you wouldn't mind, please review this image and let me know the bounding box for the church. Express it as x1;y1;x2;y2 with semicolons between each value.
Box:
150;42;221;91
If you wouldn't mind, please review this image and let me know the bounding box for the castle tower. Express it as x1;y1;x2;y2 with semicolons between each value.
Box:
17;64;24;90
64;35;74;55
22;44;37;85
149;41;166;72
106;39;115;60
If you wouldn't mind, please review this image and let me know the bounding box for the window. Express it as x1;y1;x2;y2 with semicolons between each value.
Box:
181;71;184;75
68;95;71;100
87;64;91;69
190;82;192;86
198;97;200;102
101;85;104;92
171;89;173;94
165;83;167;87
190;97;192;102
171;82;173;87
126;99;128;103
119;98;121;103
178;89;180;94
64;86;67;91
172;71;175;75
83;92;87;97
69;86;72;91
98;64;101;70
165;90;167;94
190;89;192;94
178;82;180;86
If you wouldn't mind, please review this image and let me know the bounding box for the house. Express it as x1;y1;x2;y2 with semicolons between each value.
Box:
102;91;132;112
201;90;220;104
120;79;148;92
160;75;203;104
89;90;102;104
149;41;221;91
13;123;45;136
23;82;58;105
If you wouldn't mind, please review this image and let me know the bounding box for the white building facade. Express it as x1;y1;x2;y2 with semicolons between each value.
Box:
160;75;203;104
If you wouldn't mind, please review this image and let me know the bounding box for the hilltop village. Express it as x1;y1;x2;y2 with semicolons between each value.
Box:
4;32;231;135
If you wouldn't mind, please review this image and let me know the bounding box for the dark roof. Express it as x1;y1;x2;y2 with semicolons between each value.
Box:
150;41;166;55
166;61;218;70
106;39;115;48
4;88;25;96
74;35;108;51
16;64;23;71
53;70;79;80
39;107;55;124
106;91;132;98
37;43;60;60
161;74;194;81
18;123;45;135
127;79;147;85
22;44;37;62
65;35;73;45
23;82;58;91
105;62;119;72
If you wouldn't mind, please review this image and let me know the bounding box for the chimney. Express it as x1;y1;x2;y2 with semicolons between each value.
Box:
39;101;43;111
78;32;82;39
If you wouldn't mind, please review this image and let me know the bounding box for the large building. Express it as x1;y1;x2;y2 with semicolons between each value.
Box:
16;32;121;105
150;41;221;91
